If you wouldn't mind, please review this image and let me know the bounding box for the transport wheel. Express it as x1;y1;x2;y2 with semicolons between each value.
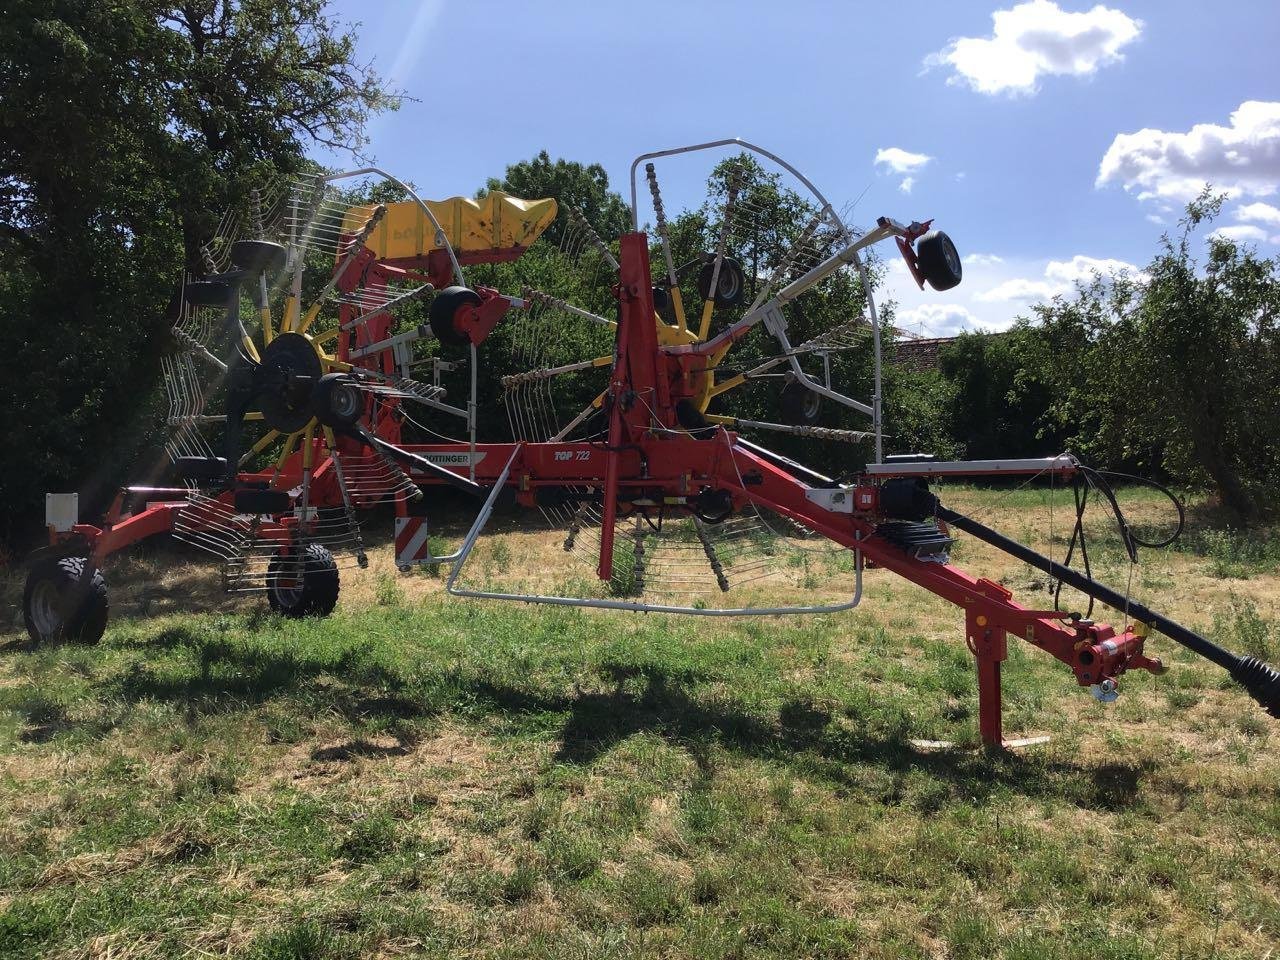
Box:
22;557;109;646
916;230;962;291
183;280;233;307
697;256;746;307
779;379;822;426
429;286;482;346
266;543;339;618
229;239;287;273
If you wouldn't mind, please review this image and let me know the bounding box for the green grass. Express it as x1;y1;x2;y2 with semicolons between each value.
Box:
0;492;1277;959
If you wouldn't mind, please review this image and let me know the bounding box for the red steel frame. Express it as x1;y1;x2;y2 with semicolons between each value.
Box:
50;228;1165;749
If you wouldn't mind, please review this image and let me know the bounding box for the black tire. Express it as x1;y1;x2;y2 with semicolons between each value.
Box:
23;557;108;646
184;281;233;308
779;379;822;426
234;488;292;515
675;399;715;437
429;286;482;347
697;256;745;307
266;543;339;618
916;230;962;291
312;373;364;429
175;455;229;484
230;239;287;274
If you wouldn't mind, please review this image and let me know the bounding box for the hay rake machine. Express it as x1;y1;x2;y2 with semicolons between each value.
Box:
23;139;1279;748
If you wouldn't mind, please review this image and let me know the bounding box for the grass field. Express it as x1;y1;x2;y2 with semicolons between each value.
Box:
1;486;1277;959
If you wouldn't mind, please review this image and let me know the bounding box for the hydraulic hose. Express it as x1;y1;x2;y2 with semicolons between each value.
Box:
931;502;1280;718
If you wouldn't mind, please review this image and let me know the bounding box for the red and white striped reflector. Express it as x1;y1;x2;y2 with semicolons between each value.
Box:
394;516;433;566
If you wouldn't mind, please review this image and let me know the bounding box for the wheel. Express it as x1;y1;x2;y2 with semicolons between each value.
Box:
429;286;482;347
266;543;339;618
229;239;287;274
174;455;229;484
23;556;109;646
183;281;233;307
779;379;822;426
697;256;745;307
916;231;962;291
312;373;364;429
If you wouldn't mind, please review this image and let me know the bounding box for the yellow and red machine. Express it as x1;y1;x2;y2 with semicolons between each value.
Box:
24;141;1279;748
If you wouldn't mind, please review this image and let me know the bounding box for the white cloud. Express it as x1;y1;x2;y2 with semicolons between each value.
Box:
1235;201;1280;226
977;254;1144;302
925;1;1142;96
963;253;1005;266
876;148;932;195
1145;213;1165;225
1210;224;1271;244
1097;101;1280;202
976;278;1058;303
1045;254;1143;284
897;303;983;337
874;147;932;174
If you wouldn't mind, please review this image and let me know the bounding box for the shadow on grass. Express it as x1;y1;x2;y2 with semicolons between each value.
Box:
72;622;1158;810
104;624;429;725
463;672;1152;811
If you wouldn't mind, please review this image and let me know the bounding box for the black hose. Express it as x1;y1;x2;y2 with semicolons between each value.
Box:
1051;464;1186;617
933;502;1279;718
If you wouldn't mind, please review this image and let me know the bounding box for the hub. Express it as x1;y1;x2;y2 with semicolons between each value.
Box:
257;332;324;432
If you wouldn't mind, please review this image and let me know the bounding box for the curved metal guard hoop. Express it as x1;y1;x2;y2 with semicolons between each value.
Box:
627;138;887;462
445;448;864;617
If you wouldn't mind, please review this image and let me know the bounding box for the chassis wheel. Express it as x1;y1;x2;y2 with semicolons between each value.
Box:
779;379;822;426
916;230;962;291
429;286;482;346
22;557;109;646
697;256;745;307
267;543;339;618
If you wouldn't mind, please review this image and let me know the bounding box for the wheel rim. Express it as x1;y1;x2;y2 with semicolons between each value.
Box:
271;567;305;608
718;268;741;301
943;238;960;276
30;580;63;635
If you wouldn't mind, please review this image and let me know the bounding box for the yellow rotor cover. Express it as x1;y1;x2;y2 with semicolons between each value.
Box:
346;191;557;259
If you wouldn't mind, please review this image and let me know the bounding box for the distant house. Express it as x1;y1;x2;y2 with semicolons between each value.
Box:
891;336;957;372
891;331;1009;373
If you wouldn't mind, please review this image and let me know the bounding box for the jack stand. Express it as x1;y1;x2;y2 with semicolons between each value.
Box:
907;606;1050;754
970;606;1007;748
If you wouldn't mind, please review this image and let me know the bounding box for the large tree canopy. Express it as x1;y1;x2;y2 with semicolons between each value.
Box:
0;1;392;543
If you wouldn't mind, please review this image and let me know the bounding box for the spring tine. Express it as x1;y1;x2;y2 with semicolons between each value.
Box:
520;287;615;327
646;163;680;293
568;206;619;269
747;211;824;313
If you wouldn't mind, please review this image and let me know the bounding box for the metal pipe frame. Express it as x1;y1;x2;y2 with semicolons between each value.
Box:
445;449;864;617
629;139;895;460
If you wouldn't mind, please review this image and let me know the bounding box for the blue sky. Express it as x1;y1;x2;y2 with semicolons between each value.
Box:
317;0;1279;336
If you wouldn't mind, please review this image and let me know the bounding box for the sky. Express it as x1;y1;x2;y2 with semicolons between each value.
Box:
316;0;1280;337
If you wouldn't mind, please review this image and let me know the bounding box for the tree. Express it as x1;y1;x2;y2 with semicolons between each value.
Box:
0;1;393;545
1022;192;1279;519
479;151;632;249
938;328;1062;460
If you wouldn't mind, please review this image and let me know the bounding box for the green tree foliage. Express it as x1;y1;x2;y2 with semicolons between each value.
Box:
933;193;1278;520
938;327;1063;460
0;1;391;544
479;151;632;250
1021;193;1279;519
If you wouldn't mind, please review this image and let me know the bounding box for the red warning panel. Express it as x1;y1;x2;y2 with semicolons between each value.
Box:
394;516;433;566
